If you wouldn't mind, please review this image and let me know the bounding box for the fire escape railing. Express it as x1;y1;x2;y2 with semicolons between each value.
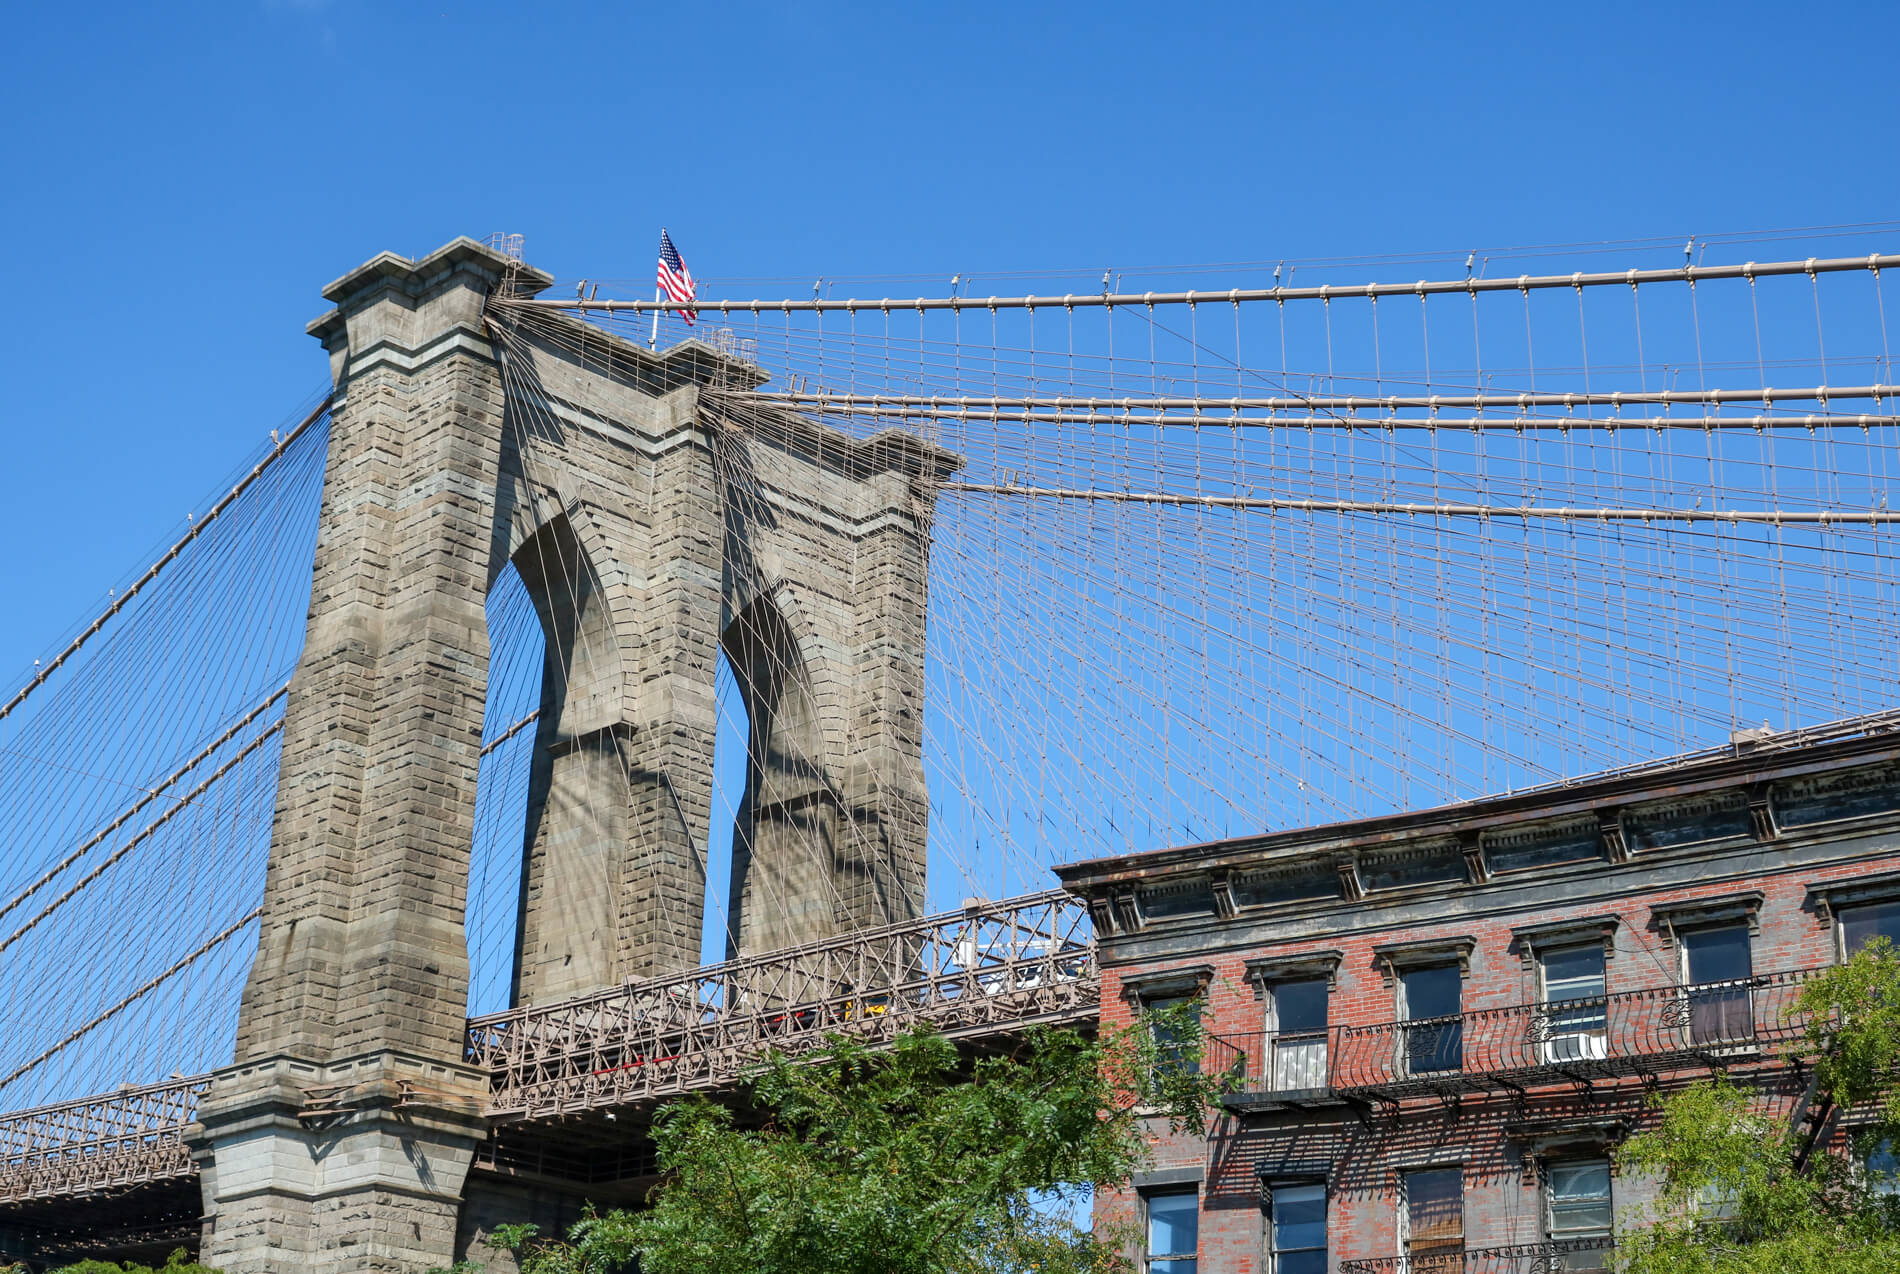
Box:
1208;966;1821;1103
0;1074;208;1203
1338;1236;1616;1273
468;889;1100;1119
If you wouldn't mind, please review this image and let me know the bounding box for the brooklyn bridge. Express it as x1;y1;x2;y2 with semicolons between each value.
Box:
1;233;1896;1271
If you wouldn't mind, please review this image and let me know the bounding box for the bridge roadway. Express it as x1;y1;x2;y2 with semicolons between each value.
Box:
0;890;1097;1209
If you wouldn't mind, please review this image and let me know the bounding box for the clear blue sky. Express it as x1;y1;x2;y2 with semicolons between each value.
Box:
2;0;1897;677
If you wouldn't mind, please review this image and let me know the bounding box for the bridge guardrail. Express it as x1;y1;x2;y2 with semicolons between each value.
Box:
468;889;1099;1119
0;1074;207;1203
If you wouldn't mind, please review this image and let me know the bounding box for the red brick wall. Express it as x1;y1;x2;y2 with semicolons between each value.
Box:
1094;851;1884;1269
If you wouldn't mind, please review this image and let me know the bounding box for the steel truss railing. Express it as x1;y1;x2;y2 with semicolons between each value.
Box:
469;889;1099;1119
0;1075;208;1203
1209;967;1819;1103
1338;1236;1616;1274
0;892;1098;1203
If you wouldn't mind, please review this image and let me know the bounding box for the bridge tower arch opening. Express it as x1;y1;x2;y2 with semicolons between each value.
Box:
505;509;670;1008
719;591;845;960
702;645;748;967
463;560;544;1018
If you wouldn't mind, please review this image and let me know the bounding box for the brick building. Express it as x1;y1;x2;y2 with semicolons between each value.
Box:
1054;721;1900;1273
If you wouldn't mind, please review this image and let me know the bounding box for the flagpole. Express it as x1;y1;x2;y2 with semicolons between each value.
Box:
649;283;662;349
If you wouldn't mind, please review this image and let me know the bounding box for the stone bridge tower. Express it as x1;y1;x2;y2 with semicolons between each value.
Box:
191;240;956;1272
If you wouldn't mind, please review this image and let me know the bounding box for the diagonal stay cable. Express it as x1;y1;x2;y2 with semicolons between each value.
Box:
0;398;328;728
0;721;283;957
0;684;290;928
0;907;262;1097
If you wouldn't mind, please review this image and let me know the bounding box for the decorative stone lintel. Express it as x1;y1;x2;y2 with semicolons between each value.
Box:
1243;950;1345;997
1506;1116;1634;1183
1510;916;1620;969
1651;890;1765;938
1371;936;1477;987
1459;831;1489;885
1119;964;1216;1007
1259;1170;1332;1200
1598;810;1630;864
1133;1164;1204;1189
1747;784;1779;842
1806;870;1900;922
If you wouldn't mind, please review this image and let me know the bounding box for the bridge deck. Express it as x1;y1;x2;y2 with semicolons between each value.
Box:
0;891;1098;1205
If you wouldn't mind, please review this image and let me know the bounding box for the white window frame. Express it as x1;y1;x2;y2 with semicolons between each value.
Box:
1143;1185;1199;1274
1396;964;1464;1078
1266;978;1330;1092
1537;943;1609;1063
1544;1156;1614;1242
1267;1180;1327;1273
1837;899;1900;961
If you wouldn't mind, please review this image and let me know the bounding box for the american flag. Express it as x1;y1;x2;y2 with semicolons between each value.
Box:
656;228;697;326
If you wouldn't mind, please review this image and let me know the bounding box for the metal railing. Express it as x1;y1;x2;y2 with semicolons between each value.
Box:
1204;1029;1333;1100
0;1074;207;1203
1339;1236;1616;1273
0;947;1821;1202
1211;967;1820;1101
469;889;1099;1118
0;892;1097;1201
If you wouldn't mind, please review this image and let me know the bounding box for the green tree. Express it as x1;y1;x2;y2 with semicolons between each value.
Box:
25;1248;221;1274
472;1008;1218;1274
1615;940;1900;1273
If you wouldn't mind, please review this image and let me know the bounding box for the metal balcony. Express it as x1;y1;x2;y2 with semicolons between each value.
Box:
1338;1236;1615;1273
1209;967;1819;1105
1203;1029;1341;1111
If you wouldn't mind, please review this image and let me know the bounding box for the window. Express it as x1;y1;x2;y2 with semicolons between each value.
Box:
1400;965;1463;1075
1146;994;1199;1078
1403;1167;1464;1263
1842;901;1900;956
1269;1183;1326;1274
1270;979;1329;1090
1681;925;1754;1045
1697;1181;1741;1222
1867;1139;1900;1196
1546;1158;1613;1270
1145;1188;1198;1274
1540;945;1608;1062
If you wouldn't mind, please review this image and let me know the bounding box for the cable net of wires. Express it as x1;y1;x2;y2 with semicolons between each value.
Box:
486;229;1900;935
6;228;1899;1113
0;400;329;1110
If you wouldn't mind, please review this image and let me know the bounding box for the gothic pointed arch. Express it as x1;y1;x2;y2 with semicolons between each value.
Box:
509;512;636;1004
720;591;841;957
